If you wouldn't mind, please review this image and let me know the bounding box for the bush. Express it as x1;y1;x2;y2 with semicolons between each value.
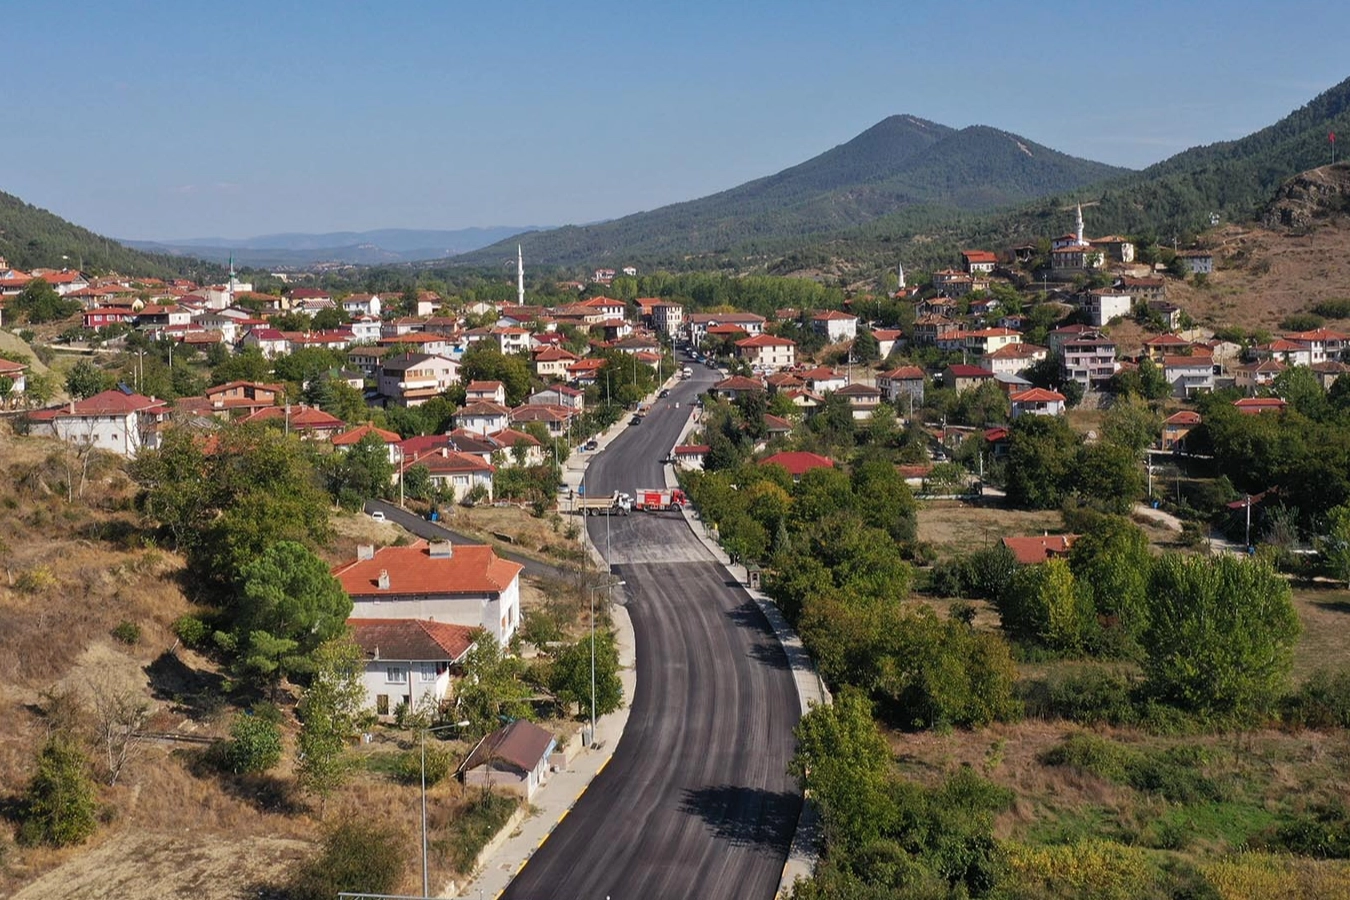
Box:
1041;732;1133;781
287;818;407;900
1044;669;1139;725
111;620;141;645
394;742;454;786
1279;312;1326;332
173;615;210;648
1311;298;1350;319
1282;668;1350;729
1256;802;1350;858
223;706;283;775
1041;733;1222;804
17;735;98;848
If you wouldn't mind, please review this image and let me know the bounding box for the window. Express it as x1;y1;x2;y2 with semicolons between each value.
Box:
420;664;436;682
376;694;390;716
387;667;407;684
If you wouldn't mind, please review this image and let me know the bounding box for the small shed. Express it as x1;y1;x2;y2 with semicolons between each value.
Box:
746;563;762;591
458;720;558;800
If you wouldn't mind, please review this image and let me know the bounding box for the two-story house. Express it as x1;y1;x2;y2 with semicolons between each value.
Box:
734;334;797;371
1061;331;1119;387
378;353;461;407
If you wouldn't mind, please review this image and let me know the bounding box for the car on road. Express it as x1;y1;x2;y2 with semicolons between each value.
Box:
583;438;599;451
658;388;670;398
630;415;643;426
369;510;386;523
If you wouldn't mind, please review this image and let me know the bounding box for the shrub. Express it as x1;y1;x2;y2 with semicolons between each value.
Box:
1282;668;1350;729
14;566;57;594
173;615;210;648
394;743;454;786
1046;669;1139;725
1004;839;1155;900
438;791;519;874
287;818;407;900
1257;803;1350;859
1311;298;1350;319
1042;733;1222;804
223;706;283;775
1279;312;1325;332
111;620;141;645
17;735;98;847
1041;732;1133;781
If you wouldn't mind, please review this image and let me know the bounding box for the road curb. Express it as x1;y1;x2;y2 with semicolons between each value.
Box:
665;408;829;898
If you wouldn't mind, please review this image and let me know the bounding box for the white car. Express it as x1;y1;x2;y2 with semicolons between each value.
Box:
369;510;387;523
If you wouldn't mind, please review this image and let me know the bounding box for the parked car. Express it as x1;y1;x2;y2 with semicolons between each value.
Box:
658;388;670;398
369;510;386;523
583;438;599;451
630;415;643;426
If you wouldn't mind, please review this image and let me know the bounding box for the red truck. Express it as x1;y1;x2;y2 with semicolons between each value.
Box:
633;487;688;511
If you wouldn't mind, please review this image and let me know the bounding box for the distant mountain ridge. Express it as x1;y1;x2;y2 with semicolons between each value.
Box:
124;225;547;268
457;116;1132;267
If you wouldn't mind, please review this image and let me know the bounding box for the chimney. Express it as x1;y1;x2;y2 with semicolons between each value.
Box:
428;541;453;559
357;544;375;561
377;569;390;590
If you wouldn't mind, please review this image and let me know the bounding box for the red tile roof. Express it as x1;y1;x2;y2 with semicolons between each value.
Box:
1233;397;1287;414
334;540;521;597
332;424;401;446
1002;534;1078;565
1010;388;1066;403
759;451;834;477
241;404;344;429
735;334;795;348
1163;410;1202;426
348;618;478;662
946;364;995;379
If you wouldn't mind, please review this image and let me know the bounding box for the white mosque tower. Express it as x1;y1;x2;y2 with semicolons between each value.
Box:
516;245;525;306
1075;203;1085;245
896;261;906;291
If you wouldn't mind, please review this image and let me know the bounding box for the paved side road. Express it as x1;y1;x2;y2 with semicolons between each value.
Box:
362;498;566;580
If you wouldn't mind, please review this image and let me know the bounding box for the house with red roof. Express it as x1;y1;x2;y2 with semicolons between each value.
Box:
877;365;926;407
1002;534;1079;565
455;400;512;435
811;310;858;342
1160;410;1201;452
241;327;290;359
713;375;766;400
510;403;575;436
672;444;710;470
348;617;478;719
1009;388;1066;419
835;382;883;419
735;334;797;371
332;423;403;464
201;380;285;417
1234;359;1286;394
961;250;999;274
403;447;497;501
1161;356;1215;398
27;388;169;457
944;364;996;394
566;357;607;386
0;357;27;399
334;539;523;646
465;380;507;405
241;404;346;438
532;346;580;378
1233;397;1287;415
759;451;834;481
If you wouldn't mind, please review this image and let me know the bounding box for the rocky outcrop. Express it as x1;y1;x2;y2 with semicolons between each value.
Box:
1262;163;1350;228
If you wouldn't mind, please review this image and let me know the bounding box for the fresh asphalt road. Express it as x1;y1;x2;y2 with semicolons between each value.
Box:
362;498;565;580
502;363;803;900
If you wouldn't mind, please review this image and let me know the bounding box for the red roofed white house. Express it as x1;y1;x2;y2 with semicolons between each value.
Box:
944;364;996;393
735;334;796;371
334;540;523;645
961;250;999;274
810;310;858;342
1009;388;1066;419
0;357;28;399
348;617;478;719
27;389;169;457
1002;534;1079;565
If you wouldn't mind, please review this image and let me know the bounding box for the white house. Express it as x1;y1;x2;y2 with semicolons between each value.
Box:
334;540;522;646
491;327;532;355
1161;356;1215;398
378;353;461;407
0;357;28;399
342;293;382;318
348;617;478;719
811;310;858;342
652;302;685;335
734;334;796;371
350;315;383;343
241;327;291;359
455;401;512;435
465;380;507;405
459;719;558;801
28;389;169;458
1082;289;1133;327
1177;250;1214;274
1009;388;1067;419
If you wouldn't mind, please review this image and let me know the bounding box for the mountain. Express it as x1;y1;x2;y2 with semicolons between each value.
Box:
457;116;1131;268
0;190;213;278
838;75;1350;273
125;226;547;268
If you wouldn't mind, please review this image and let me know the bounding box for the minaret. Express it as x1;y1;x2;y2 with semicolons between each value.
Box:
227;253;236;307
896;261;906;291
516;245;525;306
1075;204;1085;245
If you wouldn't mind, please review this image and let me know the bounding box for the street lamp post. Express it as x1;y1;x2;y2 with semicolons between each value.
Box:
589;579;625;747
420;720;469;898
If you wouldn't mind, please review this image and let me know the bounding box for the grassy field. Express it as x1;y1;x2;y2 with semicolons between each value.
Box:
917;501;1066;558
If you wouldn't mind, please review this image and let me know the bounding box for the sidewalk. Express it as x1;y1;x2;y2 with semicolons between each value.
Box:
664;409;828;898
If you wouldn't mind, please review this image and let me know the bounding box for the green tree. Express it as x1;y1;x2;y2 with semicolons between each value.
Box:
460;345;532;405
454;637;534;738
304;373;368;425
1143;554;1300;717
1102;394;1161;456
226;541;353;689
223;705;284;774
65;358;114;399
273;347;346;388
128;426;211;551
324;432;395;508
12;278;80;323
1069;516;1153;649
1136;358;1172;401
850;459;918;543
18;734;98;847
998;558;1095;653
288;818;407;900
1074;442;1144;514
546;630;623;718
211;346;274;385
1318;504;1350;587
1005;414;1078;509
852;329;880;363
1272;364;1329;420
296;637;367;805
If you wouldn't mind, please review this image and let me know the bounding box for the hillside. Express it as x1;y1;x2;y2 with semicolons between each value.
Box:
124;225;547;268
458;116;1130;267
0;191;216;279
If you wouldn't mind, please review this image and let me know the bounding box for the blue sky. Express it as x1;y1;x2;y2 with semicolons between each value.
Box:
4;0;1346;240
